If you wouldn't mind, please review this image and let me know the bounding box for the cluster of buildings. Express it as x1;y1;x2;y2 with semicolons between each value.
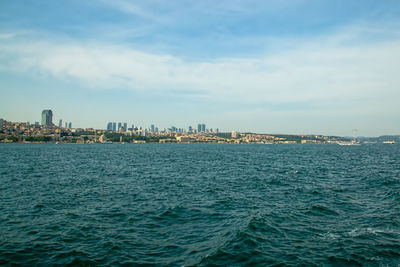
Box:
41;109;72;129
105;122;219;136
0;119;77;143
0;109;355;144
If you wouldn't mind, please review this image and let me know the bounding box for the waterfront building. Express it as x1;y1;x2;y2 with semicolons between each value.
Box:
107;122;113;131
232;131;239;138
41;110;53;126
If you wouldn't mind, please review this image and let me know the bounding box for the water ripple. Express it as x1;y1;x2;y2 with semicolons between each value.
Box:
0;143;399;265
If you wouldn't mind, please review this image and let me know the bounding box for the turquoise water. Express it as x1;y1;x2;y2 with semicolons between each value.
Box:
0;143;399;265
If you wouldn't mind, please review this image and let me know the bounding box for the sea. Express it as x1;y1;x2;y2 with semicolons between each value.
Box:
0;143;399;266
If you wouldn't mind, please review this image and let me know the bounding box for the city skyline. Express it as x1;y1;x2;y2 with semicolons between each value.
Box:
1;1;400;136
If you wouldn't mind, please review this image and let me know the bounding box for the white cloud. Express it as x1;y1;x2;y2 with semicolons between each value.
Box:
0;33;16;39
1;24;400;109
100;0;160;21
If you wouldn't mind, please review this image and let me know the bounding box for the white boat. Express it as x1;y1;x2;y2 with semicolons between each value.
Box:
337;141;360;146
383;141;395;144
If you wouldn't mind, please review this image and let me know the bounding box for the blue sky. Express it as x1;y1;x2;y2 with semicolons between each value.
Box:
1;0;400;136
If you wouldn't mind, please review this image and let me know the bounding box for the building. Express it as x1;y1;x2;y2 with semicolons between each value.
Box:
188;126;193;133
198;124;202;133
201;124;206;133
112;122;116;132
68;122;72;129
41;110;53;126
176;136;192;142
58;119;62;128
150;124;155;133
118;122;122;131
123;123;127;132
232;131;239;138
107;122;113;131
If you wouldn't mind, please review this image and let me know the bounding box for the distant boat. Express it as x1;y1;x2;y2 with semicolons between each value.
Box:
383;141;395;144
337;129;361;145
337;141;360;146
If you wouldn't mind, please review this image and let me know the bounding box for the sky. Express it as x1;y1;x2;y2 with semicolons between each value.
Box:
1;0;400;136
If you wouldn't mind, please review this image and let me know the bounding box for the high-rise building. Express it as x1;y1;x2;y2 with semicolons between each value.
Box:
150;124;155;133
198;124;201;133
201;124;206;133
68;122;72;129
188;126;193;133
65;122;67;128
112;122;116;132
41;110;53;126
118;122;122;131
58;119;62;128
107;122;113;131
123;123;127;132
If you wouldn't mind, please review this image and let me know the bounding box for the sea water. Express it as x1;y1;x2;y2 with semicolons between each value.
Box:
0;143;399;265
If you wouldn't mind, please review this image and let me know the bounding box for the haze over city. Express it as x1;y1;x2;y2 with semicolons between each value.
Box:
1;1;400;136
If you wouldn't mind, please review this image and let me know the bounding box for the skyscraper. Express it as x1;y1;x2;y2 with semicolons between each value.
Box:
201;124;206;133
123;123;127;132
198;124;201;133
150;124;155;133
41;110;53;126
188;126;193;133
118;122;122;131
107;122;113;131
112;122;116;132
68;122;72;129
58;119;62;128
